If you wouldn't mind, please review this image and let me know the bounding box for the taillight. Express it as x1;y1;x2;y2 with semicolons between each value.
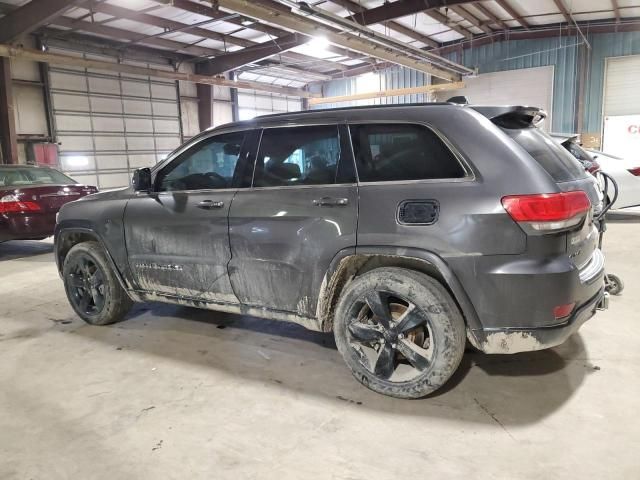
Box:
501;191;591;232
628;167;640;176
0;194;42;214
553;302;576;320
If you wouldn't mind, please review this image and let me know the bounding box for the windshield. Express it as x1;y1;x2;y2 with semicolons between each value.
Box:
503;127;587;182
0;167;77;187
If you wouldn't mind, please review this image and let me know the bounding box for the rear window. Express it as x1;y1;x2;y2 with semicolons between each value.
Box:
504;128;587;182
0;167;77;187
350;123;466;182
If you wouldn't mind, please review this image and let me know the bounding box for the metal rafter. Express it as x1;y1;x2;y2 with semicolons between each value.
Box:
349;0;479;25
426;9;474;39
552;0;572;24
611;0;621;23
325;0;440;48
170;0;365;63
199;33;307;75
449;5;492;34
472;3;508;30
0;0;82;43
216;0;461;80
494;0;530;29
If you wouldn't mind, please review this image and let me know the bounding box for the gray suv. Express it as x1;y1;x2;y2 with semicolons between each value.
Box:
54;103;608;398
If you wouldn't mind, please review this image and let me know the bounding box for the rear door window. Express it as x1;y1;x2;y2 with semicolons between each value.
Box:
504;128;587;182
253;125;350;187
349;123;466;182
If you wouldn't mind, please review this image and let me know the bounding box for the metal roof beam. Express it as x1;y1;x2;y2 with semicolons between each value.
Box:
611;0;621;23
472;3;508;30
449;5;492;34
426;9;474;39
170;0;362;63
326;0;440;48
494;0;530;29
216;0;461;81
0;0;82;43
199;33;307;74
552;0;572;24
351;0;478;25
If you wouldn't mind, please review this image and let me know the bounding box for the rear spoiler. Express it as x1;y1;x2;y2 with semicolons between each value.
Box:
471;106;548;128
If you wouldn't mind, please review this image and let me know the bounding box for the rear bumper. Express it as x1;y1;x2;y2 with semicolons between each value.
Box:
0;213;56;241
469;288;607;354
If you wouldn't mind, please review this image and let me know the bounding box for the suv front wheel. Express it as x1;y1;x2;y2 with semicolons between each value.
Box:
62;241;133;325
333;267;466;398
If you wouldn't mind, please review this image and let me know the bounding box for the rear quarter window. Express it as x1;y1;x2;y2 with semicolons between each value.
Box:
504;128;587;182
349;123;466;182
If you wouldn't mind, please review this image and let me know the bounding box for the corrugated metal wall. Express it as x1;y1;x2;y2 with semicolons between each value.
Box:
319;66;431;109
319;32;640;138
447;36;580;133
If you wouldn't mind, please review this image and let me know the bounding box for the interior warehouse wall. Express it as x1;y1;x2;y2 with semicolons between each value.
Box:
318;32;640;145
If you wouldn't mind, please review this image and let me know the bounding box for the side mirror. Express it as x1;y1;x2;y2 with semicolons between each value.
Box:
132;167;152;192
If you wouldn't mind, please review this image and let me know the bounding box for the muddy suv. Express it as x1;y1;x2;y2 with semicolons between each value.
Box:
55;103;607;398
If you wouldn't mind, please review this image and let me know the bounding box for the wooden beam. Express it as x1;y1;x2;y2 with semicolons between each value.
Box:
0;57;18;164
0;0;81;43
611;0;621;23
426;9;474;39
0;44;318;98
310;82;465;105
494;0;530;29
449;5;493;34
216;0;461;81
552;0;572;24
472;3;509;30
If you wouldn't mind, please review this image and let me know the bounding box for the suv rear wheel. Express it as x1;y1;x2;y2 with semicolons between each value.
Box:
333;267;465;398
62;241;133;325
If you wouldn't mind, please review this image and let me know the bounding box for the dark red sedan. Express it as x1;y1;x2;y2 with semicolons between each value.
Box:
0;165;97;242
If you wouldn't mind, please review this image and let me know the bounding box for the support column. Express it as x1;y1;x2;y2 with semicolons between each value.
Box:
195;63;213;132
0;57;18;164
229;71;239;122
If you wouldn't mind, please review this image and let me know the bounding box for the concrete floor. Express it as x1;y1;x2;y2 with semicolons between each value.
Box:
1;213;639;480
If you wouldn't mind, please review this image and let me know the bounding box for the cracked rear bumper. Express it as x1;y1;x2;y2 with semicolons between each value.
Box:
469;288;607;354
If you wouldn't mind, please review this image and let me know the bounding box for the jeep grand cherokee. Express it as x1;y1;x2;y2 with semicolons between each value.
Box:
54;103;607;398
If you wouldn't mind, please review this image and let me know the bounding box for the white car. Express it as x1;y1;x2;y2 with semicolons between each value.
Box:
551;134;640;209
585;149;640;209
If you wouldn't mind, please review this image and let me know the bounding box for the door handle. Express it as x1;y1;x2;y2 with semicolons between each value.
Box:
313;197;349;207
197;200;225;209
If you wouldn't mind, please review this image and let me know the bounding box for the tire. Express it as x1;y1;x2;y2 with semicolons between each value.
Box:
333;267;466;399
606;273;624;296
62;241;133;325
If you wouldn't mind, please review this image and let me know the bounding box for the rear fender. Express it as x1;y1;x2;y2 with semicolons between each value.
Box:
317;246;483;344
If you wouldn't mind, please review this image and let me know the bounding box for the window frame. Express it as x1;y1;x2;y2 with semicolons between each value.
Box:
346;121;475;185
152;129;250;194
246;122;358;190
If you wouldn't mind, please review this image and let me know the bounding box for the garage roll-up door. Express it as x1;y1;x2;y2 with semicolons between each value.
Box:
436;66;554;131
604;55;640;117
48;50;182;190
